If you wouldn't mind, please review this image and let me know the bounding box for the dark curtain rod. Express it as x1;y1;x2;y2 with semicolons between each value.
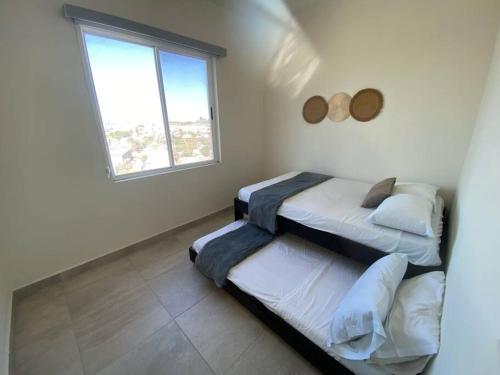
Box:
63;4;227;57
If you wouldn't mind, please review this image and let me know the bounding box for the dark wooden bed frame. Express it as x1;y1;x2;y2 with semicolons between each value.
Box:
187;197;448;374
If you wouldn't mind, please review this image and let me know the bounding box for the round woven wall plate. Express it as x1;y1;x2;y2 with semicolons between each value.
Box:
349;88;384;122
327;92;352;122
302;96;328;124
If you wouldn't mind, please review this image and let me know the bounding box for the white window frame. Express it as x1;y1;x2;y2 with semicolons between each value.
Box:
77;23;221;181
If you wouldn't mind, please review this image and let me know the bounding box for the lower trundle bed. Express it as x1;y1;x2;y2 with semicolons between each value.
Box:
189;220;444;375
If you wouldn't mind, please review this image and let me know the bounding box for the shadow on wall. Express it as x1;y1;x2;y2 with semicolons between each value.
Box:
213;0;321;98
267;32;320;98
241;0;321;98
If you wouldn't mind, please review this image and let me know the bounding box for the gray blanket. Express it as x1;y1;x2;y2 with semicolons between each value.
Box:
196;171;332;286
195;223;275;287
248;172;332;233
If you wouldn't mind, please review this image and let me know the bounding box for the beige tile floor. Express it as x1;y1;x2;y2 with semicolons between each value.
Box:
11;209;320;375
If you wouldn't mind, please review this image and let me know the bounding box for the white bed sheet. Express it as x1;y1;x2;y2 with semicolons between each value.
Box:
238;171;301;202
238;174;444;266
193;220;337;311
193;223;431;374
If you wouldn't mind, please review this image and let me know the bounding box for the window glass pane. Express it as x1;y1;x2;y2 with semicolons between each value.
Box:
159;51;214;165
84;33;170;176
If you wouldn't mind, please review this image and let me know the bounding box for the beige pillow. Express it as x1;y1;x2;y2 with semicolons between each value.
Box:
361;177;396;208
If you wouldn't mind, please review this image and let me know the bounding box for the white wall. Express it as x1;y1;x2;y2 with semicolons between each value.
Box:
263;0;500;204
0;0;282;290
2;1;500;372
427;27;500;375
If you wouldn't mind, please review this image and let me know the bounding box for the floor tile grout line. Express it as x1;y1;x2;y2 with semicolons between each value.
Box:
113;241;219;373
61;230;188;296
174;287;217;321
173;289;221;373
125;255;148;284
11;284;80;373
58;227;189;303
62;256;164;375
171;319;216;375
62;230;200;373
73;288;172;374
123;226;199;283
172;287;258;375
222;324;266;375
135;249;192;284
126;249;183;324
138;258;175;322
12;211;232;302
93;320;173;375
60;256;137;296
61;274;148;324
145;260;214;319
147;282;174;318
133;237;218;375
169;288;212;319
59;283;88;375
12;212;235;375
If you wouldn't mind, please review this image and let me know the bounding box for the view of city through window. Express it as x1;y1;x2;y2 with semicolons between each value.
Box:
160;50;214;166
84;32;216;177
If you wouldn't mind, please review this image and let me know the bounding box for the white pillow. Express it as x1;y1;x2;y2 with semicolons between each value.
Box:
327;254;408;360
394;182;439;211
367;194;435;237
370;271;445;364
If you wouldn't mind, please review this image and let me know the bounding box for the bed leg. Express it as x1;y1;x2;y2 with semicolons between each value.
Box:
233;197;244;221
234;207;244;221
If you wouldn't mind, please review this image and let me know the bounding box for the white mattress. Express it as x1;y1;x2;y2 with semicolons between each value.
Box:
238;174;444;266
193;222;430;374
193;219;363;312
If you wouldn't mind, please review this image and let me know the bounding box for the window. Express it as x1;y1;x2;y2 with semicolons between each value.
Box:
80;25;220;180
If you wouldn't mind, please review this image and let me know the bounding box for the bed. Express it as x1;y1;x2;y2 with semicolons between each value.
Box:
190;221;439;374
235;172;446;277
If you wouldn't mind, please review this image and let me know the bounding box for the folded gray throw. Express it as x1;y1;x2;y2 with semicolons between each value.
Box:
248;172;332;233
196;172;332;286
195;223;275;287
